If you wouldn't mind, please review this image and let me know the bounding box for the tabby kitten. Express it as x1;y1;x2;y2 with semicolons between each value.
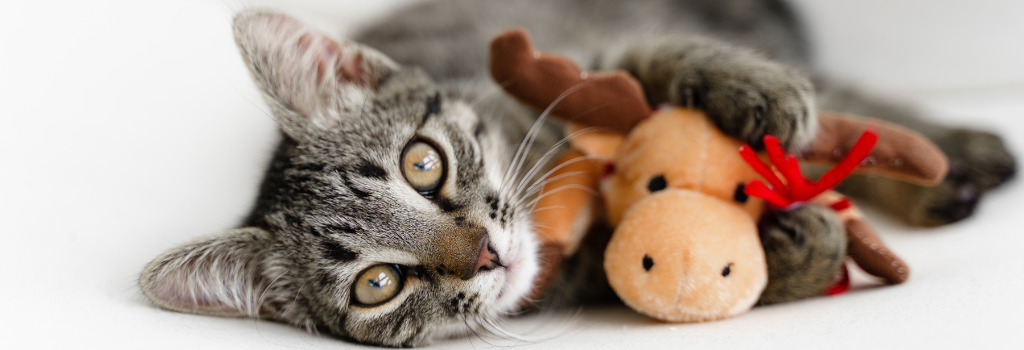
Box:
141;11;552;347
141;0;1015;347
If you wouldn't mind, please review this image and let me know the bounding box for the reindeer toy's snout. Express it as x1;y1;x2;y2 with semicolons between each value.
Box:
490;29;948;322
599;110;768;321
608;187;767;321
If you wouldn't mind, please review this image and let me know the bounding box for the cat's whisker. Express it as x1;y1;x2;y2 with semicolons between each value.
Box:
510;126;605;200
506;124;582;200
498;87;553;194
530;205;568;214
523;184;600;212
462;318;491;346
514;172;590;212
479;318;534;343
498;118;540;197
475;318;528;346
519;170;587;197
500;86;589;200
502;302;582;343
499;81;595;200
481;311;582;344
529;223;554;233
464;317;513;347
516;153;608;203
507;153;607;214
509;159;590;212
516;163;598;199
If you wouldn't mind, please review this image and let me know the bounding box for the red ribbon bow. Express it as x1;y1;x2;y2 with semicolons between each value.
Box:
739;130;878;209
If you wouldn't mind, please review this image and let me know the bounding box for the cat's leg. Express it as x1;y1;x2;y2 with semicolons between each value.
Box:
598;35;817;151
758;204;847;306
815;81;1017;226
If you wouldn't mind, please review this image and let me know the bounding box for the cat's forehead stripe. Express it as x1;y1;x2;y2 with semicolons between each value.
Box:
340;174;373;199
442;120;484;191
323;241;358;262
422;92;441;124
355;162;388;179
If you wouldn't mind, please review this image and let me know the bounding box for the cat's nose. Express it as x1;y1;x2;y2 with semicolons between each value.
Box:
428;227;500;280
473;237;502;275
456;236;501;280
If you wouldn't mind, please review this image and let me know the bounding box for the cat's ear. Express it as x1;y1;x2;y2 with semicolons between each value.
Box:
233;11;398;139
140;228;282;318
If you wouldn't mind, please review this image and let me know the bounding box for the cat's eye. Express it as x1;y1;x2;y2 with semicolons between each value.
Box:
401;141;446;195
352;264;404;306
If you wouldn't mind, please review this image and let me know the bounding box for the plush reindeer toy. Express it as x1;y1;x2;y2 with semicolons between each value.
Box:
490;29;949;321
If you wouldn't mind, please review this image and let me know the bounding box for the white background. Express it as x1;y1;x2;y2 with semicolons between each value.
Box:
1;0;1022;349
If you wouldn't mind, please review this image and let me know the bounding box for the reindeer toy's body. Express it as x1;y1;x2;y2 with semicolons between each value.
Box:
490;29;949;321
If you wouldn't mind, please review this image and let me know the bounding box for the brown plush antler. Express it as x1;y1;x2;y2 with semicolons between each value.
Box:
811;192;909;284
489;29;651;133
847;219;909;283
809;113;949;186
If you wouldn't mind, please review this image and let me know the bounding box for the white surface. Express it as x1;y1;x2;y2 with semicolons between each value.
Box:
791;0;1024;92
1;1;1021;349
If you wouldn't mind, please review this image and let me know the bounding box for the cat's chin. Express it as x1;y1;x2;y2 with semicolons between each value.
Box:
491;225;540;314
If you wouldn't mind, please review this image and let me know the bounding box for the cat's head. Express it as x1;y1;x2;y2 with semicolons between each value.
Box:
140;11;540;347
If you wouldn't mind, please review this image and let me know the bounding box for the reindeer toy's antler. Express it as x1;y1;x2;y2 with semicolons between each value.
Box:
490;28;652;133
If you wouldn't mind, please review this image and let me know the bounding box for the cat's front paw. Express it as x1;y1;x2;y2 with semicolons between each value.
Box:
908;128;1016;226
672;62;816;150
758;204;846;305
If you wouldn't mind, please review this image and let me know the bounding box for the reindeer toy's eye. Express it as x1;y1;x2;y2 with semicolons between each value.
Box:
648;175;667;192
733;184;748;203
